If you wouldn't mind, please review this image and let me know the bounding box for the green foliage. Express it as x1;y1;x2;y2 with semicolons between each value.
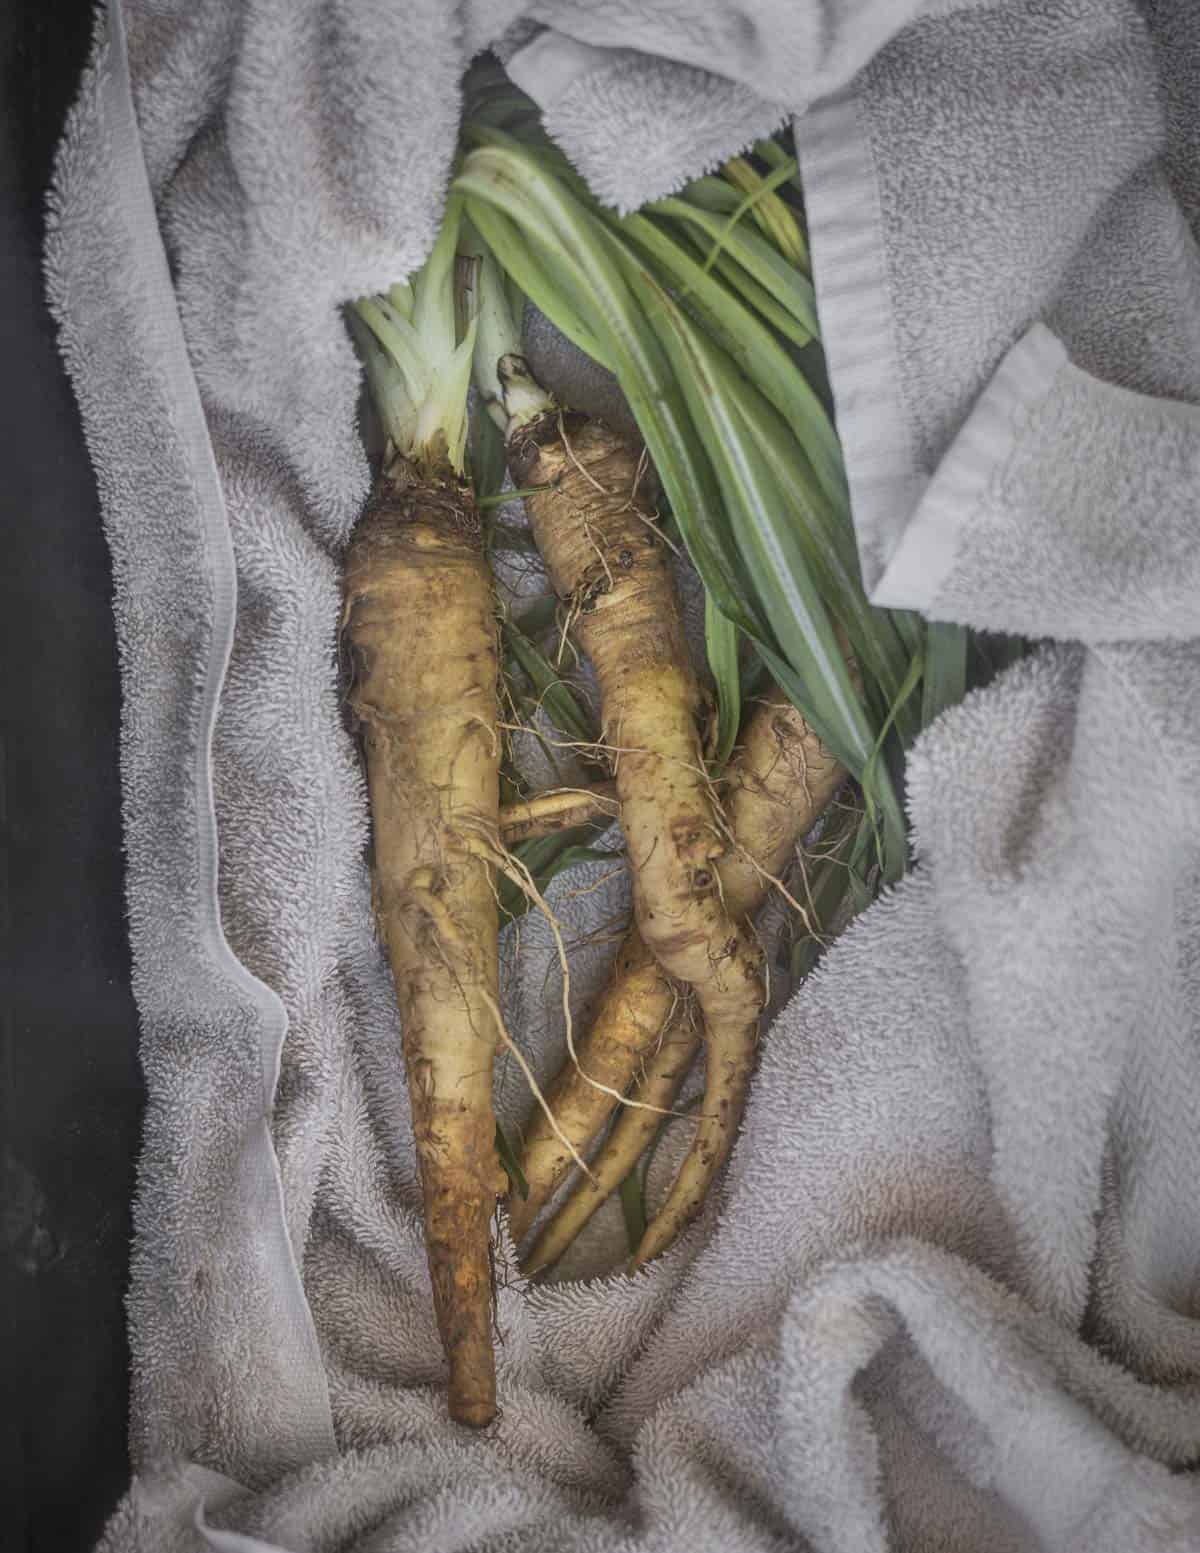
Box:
455;97;973;930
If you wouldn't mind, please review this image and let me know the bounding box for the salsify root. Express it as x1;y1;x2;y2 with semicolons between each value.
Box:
507;402;765;1265
506;923;676;1243
522;1013;702;1276
498;781;618;846
718;689;847;924
343;458;505;1426
525;688;846;1274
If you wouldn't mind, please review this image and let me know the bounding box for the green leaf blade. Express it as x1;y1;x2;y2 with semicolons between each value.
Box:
920;621;969;730
705;595;741;770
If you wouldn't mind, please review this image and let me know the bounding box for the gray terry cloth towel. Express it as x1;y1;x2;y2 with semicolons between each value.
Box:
43;0;1200;1548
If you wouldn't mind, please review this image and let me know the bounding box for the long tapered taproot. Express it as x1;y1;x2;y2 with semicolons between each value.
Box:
343;462;504;1427
509;413;765;1264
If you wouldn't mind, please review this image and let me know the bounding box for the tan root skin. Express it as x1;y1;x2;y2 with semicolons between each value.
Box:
498;782;618;846
522;1013;701;1276
343;464;504;1427
507;924;675;1242
719;692;845;920
511;415;764;1266
523;690;845;1275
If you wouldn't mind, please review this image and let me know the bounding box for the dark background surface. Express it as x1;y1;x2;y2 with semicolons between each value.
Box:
1;1;143;1547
